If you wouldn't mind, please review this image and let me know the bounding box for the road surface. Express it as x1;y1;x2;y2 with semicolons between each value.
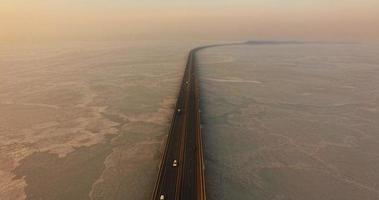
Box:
151;48;206;200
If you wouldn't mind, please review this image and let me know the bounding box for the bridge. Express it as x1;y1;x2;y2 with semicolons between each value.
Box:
151;47;206;200
151;43;243;200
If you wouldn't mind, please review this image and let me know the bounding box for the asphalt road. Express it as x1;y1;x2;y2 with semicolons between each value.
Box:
151;49;206;200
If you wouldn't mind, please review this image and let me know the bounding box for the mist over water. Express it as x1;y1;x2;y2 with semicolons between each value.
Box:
198;43;379;200
2;0;379;43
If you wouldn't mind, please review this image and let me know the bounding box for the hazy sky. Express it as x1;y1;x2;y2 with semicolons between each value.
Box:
1;0;379;43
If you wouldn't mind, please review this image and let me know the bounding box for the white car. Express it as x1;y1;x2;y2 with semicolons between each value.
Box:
172;160;178;167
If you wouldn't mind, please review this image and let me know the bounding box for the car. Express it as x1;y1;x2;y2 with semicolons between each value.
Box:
172;160;178;167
